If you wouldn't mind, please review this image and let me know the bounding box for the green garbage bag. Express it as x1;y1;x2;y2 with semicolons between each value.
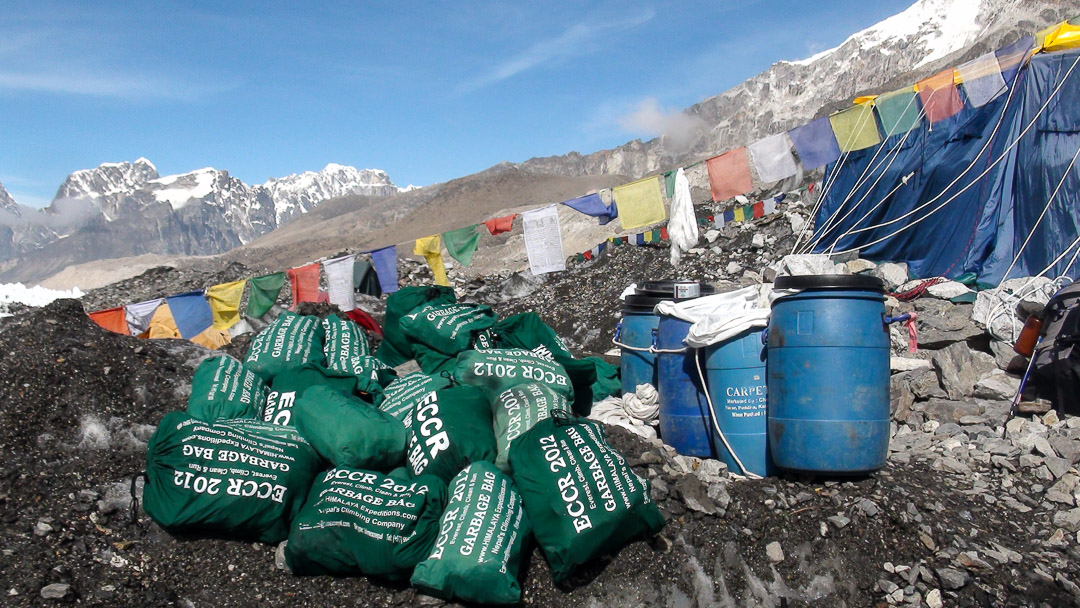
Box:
263;362;367;428
560;356;621;416
475;312;574;361
491;382;565;473
323;314;370;370
284;469;447;579
243;311;325;382
400;303;498;374
455;348;573;402
334;354;397;391
187;355;268;422
376;286;457;367
411;461;532;605
507;414;665;582
143;412;321;544
378;372;451;424
293;385;407;471
406;385;496;482
476;313;618;414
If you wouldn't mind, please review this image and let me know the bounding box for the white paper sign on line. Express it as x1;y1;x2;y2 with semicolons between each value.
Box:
522;205;566;275
322;254;356;311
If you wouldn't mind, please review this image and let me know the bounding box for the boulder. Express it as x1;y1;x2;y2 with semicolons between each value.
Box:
913;300;982;349
926;281;973;300
890;374;914;422
891;357;931;372
773;254;847;277
846;259;877;274
872;262;909;291
973;370;1021;401
933;343;994;400
988;340;1028;373
909;368;948;400
920;398;983;424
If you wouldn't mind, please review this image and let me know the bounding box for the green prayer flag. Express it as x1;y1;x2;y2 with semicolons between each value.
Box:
246;272;286;318
651;228;662;241
441;225;481;268
664;170;676;199
742;205;754;220
874;88;922;137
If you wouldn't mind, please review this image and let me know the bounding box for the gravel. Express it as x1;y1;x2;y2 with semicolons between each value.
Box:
2;193;1080;606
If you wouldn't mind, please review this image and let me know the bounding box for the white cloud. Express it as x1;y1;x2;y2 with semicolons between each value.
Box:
456;10;654;94
615;97;706;148
0;69;221;101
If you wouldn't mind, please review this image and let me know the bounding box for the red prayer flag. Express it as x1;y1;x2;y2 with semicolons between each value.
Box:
752;202;765;218
917;70;964;123
583;250;593;261
286;263;320;305
660;227;669;240
484;214;516;235
706;148;753;202
88;306;130;335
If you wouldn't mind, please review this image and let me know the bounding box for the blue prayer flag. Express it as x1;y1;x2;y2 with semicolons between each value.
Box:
561;192;618;225
789;117;842;169
370;246;399;294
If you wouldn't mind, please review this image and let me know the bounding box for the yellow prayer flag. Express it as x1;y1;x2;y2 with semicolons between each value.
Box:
206;279;246;330
414;236;450;287
828;103;882;152
613;176;667;231
733;207;746;222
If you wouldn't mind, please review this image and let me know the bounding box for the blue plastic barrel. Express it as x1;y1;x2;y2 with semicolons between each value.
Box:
704;328;775;477
767;274;890;474
656;315;714;458
619;281;715;396
619;310;659;395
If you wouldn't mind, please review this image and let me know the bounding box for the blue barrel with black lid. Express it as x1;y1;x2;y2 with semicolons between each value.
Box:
766;274;890;474
618;281;714;396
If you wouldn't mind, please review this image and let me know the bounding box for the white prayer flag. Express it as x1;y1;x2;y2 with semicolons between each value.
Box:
748;133;798;183
958;52;1006;108
522;205;565;275
763;197;777;215
322;254;356;311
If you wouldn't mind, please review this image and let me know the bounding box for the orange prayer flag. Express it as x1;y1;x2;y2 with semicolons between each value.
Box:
917;69;964;123
286;263;320;305
706;148;753;202
88;306;130;335
484;214;516;235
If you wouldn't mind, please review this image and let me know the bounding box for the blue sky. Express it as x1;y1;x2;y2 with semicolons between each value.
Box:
0;0;913;207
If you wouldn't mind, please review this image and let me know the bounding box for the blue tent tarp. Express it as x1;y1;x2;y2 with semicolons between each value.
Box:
812;45;1080;287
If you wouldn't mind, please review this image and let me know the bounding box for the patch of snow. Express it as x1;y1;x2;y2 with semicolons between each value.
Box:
149;168;217;210
782;0;985;69
398;184;422;193
0;283;83;316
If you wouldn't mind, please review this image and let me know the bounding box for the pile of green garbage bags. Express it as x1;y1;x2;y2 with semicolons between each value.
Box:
143;289;660;605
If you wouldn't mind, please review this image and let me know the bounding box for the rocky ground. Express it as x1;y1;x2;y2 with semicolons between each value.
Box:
3;193;1080;606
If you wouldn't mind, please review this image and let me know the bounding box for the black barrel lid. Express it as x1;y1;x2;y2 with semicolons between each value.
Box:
774;274;886;292
637;280;717;296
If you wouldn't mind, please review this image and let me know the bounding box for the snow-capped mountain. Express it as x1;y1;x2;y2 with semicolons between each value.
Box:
52;158;159;220
517;0;1078;177
0;182;18;215
0;161;403;277
264;164;399;224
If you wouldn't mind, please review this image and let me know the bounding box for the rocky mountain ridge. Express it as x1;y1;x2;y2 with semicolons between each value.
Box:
0;161;403;281
513;0;1079;179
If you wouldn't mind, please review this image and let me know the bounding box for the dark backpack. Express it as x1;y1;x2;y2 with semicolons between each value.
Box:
1033;280;1080;415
